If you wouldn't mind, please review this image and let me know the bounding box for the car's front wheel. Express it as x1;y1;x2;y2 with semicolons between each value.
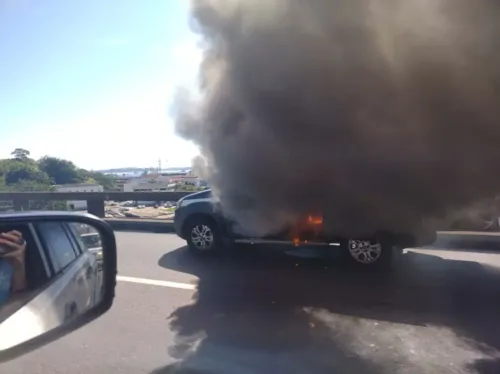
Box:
342;238;393;269
185;217;223;255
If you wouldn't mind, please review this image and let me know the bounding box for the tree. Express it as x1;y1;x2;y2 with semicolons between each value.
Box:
0;150;117;192
0;179;55;192
11;148;30;161
175;184;198;192
77;169;116;191
0;159;51;185
38;156;82;185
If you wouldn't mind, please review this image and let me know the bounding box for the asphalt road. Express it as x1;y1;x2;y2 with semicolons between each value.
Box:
2;232;500;374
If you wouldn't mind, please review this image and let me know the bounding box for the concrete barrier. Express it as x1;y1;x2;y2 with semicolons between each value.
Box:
104;218;175;234
434;231;500;250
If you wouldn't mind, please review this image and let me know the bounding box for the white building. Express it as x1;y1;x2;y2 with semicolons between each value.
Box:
122;173;207;192
123;174;181;192
123;181;173;192
55;183;104;211
106;172;142;191
169;176;205;187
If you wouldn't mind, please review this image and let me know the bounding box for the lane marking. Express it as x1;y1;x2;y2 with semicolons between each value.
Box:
117;275;196;290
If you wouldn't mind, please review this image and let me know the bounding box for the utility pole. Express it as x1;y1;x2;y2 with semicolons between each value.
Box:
158;158;161;175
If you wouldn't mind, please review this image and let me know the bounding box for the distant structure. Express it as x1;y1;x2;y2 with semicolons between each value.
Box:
122;174;206;192
55;183;104;210
123;175;173;192
103;167;194;191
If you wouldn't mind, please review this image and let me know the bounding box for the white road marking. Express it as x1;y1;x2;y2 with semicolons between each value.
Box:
117;275;196;290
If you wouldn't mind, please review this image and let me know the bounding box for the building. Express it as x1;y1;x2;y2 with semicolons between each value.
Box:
121;173;207;192
105;172;143;191
113;176;135;192
123;181;173;192
55;183;104;211
122;175;174;193
169;176;205;187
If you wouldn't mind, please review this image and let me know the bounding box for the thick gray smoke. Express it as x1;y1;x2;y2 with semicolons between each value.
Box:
175;0;500;237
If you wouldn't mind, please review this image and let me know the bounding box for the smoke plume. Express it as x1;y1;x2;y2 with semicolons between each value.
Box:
175;0;500;237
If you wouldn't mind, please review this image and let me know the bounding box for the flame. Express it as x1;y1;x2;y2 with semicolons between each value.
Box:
307;215;323;225
291;214;323;245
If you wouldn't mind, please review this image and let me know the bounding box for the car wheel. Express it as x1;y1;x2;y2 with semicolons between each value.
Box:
185;218;223;255
342;238;393;269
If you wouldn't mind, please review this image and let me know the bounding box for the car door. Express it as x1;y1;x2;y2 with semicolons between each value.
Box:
64;222;103;305
0;222;100;350
35;222;98;323
220;195;270;239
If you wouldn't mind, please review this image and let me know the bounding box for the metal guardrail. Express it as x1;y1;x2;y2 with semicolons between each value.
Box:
0;192;192;218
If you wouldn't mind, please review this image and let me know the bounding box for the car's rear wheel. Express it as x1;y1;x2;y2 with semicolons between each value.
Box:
342;237;393;269
185;217;223;255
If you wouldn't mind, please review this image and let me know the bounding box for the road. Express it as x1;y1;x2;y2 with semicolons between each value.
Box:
3;232;500;374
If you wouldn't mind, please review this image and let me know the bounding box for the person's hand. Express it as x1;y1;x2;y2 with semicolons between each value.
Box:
0;231;26;260
0;231;27;293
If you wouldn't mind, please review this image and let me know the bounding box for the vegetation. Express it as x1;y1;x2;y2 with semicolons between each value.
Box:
0;149;116;192
175;184;199;192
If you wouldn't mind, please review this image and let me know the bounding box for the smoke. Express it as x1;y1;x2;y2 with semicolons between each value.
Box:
174;0;500;237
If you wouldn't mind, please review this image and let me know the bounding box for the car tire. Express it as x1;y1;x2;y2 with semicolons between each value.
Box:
340;237;393;269
185;217;224;256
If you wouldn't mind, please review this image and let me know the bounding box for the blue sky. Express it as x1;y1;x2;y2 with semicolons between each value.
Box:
0;0;201;170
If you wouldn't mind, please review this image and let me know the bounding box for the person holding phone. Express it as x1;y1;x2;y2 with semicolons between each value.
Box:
0;230;27;308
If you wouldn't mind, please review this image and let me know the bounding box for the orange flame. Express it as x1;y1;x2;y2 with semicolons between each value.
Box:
307;215;323;225
290;214;323;245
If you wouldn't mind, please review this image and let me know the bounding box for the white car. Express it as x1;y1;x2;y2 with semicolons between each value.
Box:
0;218;107;352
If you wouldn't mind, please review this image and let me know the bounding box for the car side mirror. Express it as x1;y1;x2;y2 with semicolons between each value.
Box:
0;212;117;362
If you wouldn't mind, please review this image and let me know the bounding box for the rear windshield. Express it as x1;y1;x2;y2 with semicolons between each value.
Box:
184;190;212;200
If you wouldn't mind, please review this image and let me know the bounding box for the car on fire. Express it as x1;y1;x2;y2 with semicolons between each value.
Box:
173;189;438;268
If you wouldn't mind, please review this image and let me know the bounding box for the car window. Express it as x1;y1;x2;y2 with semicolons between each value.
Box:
62;224;83;256
37;222;79;273
67;223;101;251
81;234;101;249
0;223;49;290
184;190;212;200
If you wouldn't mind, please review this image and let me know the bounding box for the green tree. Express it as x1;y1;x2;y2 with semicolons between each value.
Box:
77;169;116;191
0;179;54;192
38;156;82;185
175;184;198;192
0;159;51;185
11;148;30;161
0;149;117;193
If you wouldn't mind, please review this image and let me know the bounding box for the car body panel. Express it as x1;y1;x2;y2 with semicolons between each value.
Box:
0;253;98;351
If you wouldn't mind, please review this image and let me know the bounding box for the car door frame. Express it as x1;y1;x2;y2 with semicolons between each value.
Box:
32;221;98;322
63;222;101;305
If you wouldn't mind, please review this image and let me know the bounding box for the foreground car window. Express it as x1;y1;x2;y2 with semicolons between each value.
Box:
37;223;78;273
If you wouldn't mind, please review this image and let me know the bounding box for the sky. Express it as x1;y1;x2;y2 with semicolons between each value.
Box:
0;0;202;170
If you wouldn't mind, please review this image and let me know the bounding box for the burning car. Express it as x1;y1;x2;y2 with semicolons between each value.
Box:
173;189;437;268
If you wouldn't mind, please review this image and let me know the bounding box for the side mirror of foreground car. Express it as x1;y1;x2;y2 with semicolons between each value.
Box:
0;212;117;362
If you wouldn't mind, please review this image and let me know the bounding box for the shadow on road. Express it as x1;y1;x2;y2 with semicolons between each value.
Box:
153;245;500;374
